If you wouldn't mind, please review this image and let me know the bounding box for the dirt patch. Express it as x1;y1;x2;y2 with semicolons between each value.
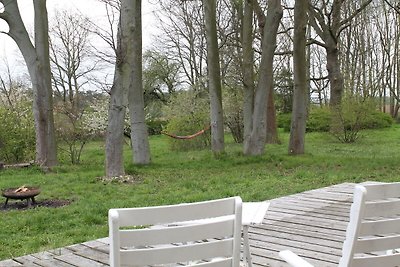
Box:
0;199;72;211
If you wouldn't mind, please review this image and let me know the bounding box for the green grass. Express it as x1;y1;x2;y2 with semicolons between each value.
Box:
1;125;400;259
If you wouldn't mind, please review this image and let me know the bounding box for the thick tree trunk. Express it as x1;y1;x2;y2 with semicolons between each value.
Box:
266;89;279;144
242;0;255;150
127;0;151;164
244;0;282;155
105;68;126;177
289;0;308;155
33;0;57;167
327;0;344;107
326;46;344;107
105;0;151;176
0;0;57;167
204;0;224;153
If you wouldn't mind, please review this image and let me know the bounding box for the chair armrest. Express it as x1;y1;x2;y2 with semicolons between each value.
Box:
279;250;314;267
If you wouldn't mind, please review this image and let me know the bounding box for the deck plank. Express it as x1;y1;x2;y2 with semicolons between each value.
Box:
0;259;23;267
55;253;107;267
0;182;356;267
247;183;354;267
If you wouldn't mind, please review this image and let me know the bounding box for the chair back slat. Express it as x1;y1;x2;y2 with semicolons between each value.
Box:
340;183;400;267
190;258;232;267
116;198;236;227
120;239;233;266
363;199;400;218
360;217;400;236
354;235;400;253
363;182;400;201
109;196;242;267
120;216;234;247
352;253;400;267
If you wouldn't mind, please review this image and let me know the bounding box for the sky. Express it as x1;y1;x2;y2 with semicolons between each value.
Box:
0;0;159;75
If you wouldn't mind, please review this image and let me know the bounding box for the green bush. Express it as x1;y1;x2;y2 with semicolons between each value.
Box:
277;113;292;132
277;105;392;135
146;119;167;135
223;88;243;143
306;107;331;132
330;97;391;143
0;106;35;163
164;112;210;151
55;103;95;164
360;111;393;129
163;90;211;151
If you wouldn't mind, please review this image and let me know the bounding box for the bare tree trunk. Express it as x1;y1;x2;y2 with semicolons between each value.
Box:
244;0;282;155
0;0;57;167
266;89;279;144
204;0;224;153
289;0;308;155
242;0;254;150
104;3;126;177
327;45;344;107
248;0;280;148
105;0;151;176
105;67;126;177
128;0;151;164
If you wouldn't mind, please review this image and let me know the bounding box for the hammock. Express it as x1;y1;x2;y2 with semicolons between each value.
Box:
161;125;210;140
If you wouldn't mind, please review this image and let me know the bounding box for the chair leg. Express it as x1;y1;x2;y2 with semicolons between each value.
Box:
243;226;252;267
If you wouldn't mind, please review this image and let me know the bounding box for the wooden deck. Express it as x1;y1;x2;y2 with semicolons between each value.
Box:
0;183;355;267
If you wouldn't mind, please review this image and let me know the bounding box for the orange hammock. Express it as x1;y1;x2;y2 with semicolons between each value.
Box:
161;125;211;140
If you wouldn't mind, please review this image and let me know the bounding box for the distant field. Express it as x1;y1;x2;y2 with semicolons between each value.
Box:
1;125;400;259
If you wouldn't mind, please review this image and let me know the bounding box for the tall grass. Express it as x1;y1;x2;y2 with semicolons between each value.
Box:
1;125;400;259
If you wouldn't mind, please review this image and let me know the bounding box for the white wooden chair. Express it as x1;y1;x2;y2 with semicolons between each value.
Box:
279;182;400;267
109;197;242;267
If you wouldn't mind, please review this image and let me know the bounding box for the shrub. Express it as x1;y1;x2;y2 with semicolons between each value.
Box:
147;119;167;135
330;97;384;143
223;88;243;143
55;105;91;164
0;105;35;163
163;90;210;151
306;107;331;132
277;113;292;132
360;110;393;129
164;113;210;151
278;102;392;138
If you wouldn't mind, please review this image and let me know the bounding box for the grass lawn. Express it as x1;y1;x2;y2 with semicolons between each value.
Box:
1;125;400;259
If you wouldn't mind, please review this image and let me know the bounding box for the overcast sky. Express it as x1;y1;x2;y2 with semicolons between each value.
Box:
0;0;159;74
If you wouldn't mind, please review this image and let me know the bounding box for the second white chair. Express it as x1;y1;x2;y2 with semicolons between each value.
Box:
279;182;400;267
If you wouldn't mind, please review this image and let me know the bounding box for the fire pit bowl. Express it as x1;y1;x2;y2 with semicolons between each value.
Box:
2;186;40;207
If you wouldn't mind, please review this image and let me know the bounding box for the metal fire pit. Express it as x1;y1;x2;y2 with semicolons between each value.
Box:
2;186;40;207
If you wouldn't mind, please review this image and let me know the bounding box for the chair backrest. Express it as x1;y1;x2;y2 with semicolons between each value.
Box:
339;182;400;267
109;197;242;267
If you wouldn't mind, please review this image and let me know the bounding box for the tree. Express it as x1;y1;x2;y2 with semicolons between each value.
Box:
143;50;180;104
247;0;280;145
242;0;255;150
88;0;126;177
308;0;373;107
50;10;95;109
204;0;224;154
0;0;57;167
243;0;283;155
156;1;207;89
105;66;126;176
127;0;151;164
288;0;308;155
